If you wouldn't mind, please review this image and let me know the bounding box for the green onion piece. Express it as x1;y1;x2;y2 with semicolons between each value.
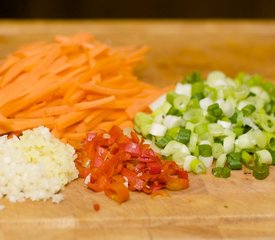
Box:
268;150;275;165
166;91;178;105
203;86;217;100
213;108;223;118
206;115;217;123
192;82;204;97
192;92;205;100
208;124;224;137
233;127;244;137
216;153;227;167
227;152;241;162
184;71;202;83
166;127;180;139
227;152;242;170
253;163;269;180
173;95;190;111
228;160;242;170
167;107;182;116
229;112;238;123
241;150;254;163
242;104;256;116
212;167;231;178
256;150;272;165
176;128;191;144
207;103;220;112
191;159;207;174
194;122;208;135
188;133;198;153
212;143;224;159
151;101;172;118
199;144;212;157
188;98;200;108
266;133;275;151
183;109;204;123
155;135;173;149
134;112;153;136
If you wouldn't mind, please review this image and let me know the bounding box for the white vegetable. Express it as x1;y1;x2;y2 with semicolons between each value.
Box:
235;132;256;149
183;155;197;172
163;115;182;129
0;126;78;203
223;134;235;153
243;117;259;130
149;94;167;111
217;120;232;129
216;154;227;168
199;156;213;168
256;150;272;165
206;71;228;87
162;141;190;156
221;100;235;117
250;86;270;103
199;97;213;111
174;83;192;98
149;123;167;137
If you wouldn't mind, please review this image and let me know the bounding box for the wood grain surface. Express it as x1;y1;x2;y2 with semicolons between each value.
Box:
0;20;275;240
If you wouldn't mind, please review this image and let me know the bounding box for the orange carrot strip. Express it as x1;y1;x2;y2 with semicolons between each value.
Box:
55;110;90;131
81;82;142;96
10;117;55;132
74;96;116;111
0;55;20;75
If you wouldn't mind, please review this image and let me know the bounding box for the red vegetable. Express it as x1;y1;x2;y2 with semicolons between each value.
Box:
76;125;189;203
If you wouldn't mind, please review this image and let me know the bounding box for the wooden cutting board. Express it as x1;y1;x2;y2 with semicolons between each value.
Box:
0;20;275;240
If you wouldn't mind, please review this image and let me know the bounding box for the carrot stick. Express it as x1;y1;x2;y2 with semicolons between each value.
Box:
0;33;163;152
74;96;116;111
81;82;142;96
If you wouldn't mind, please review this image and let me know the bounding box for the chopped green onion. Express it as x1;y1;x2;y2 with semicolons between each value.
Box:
233;126;244;137
155;135;174;149
173;95;190;111
191;159;207;174
212;143;224;159
184;71;202;83
212;167;231;178
194;122;208;135
199;156;213;168
216;153;227;167
227;152;242;170
166;91;178;105
253;163;269;180
176;128;191;144
199;144;212;157
256;150;272;165
183;109;204;123
188;133;198;153
183;155;197;172
242;104;256;116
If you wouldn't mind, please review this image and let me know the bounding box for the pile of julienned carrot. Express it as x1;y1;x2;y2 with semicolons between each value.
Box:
0;33;168;149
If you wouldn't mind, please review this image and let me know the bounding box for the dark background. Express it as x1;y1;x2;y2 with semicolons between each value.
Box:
1;0;275;19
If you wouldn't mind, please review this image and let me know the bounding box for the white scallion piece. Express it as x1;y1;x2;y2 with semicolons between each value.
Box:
149;123;167;137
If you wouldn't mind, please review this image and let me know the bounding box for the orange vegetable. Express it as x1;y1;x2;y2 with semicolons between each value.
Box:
0;33;167;150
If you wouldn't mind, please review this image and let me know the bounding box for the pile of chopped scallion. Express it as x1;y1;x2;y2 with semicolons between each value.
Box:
134;71;275;179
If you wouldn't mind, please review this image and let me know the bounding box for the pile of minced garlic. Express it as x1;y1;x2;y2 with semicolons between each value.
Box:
0;126;78;204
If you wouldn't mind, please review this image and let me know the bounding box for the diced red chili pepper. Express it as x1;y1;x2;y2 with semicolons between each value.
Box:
78;125;189;203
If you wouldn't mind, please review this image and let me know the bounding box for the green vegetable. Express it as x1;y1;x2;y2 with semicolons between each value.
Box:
253;163;269;180
199;144;212;157
134;71;275;177
212;167;231;178
176;128;191;144
191;159;207;174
